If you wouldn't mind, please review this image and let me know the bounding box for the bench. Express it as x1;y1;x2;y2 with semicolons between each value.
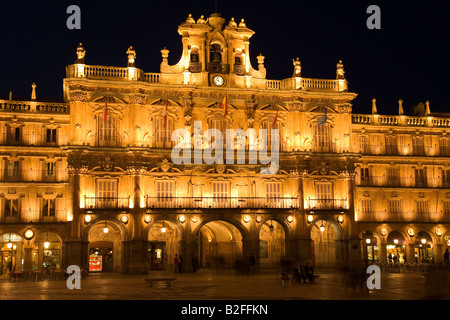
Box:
144;277;177;287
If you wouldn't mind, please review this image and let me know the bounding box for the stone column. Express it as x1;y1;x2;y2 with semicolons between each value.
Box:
23;247;32;271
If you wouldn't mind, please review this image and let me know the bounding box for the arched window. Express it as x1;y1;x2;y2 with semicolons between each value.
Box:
209;44;222;63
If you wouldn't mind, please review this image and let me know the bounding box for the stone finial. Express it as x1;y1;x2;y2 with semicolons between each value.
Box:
398;99;404;115
76;43;86;63
336;60;345;79
228;17;237;27
425;100;431;116
238;19;246;28
372;98;377;114
293;57;301;77
127;46;136;67
31;83;36;100
161;47;169;61
186;13;195;23
257;53;265;69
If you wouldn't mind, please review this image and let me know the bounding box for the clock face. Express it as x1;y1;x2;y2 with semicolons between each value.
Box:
213;75;224;86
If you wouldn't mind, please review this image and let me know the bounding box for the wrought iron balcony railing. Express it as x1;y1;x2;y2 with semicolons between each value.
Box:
145;196;298;209
84;197;130;209
306;198;348;211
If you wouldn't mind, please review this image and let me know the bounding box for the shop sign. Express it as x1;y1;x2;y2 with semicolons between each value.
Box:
2;234;22;242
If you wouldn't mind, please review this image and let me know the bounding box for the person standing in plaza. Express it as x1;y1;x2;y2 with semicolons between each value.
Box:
174;254;180;273
249;253;256;275
444;248;450;265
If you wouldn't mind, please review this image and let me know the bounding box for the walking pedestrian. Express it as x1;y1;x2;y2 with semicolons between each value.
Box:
174;254;179;273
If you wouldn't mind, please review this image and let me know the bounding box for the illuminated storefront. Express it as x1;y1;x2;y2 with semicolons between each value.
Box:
0;233;23;276
415;231;433;263
386;231;406;263
32;233;62;271
363;231;379;262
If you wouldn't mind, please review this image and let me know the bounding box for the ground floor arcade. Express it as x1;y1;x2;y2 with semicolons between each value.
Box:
1;215;449;275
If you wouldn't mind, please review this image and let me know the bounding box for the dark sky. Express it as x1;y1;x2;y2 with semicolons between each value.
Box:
0;0;449;115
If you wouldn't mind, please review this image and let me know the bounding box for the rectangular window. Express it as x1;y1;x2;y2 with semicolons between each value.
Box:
212;181;228;198
45;162;56;177
7;127;21;144
313;124;331;152
155;117;173;146
43;199;56;217
97;116;117;146
387;167;400;186
444;201;450;215
4;199;19;217
442;170;450;188
417;200;428;215
7;160;20;177
385;136;397;155
265;182;281;199
440;139;449;157
389;200;401;214
156;181;174;198
359;136;368;154
315;182;333;209
360;167;370;185
361;199;373;214
96;180;117;208
415;168;427;188
46;129;57;143
413;137;424;156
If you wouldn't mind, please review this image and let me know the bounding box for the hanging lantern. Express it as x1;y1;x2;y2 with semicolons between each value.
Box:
161;221;167;233
44;232;50;249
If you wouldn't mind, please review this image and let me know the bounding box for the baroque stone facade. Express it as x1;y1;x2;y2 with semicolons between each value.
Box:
0;13;449;275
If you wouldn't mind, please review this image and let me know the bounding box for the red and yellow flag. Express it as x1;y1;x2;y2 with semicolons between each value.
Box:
272;105;279;128
103;97;108;123
221;93;228;118
162;99;168;128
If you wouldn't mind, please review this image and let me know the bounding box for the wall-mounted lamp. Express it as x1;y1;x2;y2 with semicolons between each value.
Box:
243;215;251;223
287;215;293;223
121;215;128;224
178;215;186;223
144;214;152;223
84;214;92;224
307;215;314;223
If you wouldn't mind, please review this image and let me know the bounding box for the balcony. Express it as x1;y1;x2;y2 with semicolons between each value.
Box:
84;197;130;209
0;133;69;147
0;170;68;183
306;198;348;211
358;211;445;223
145;196;298;210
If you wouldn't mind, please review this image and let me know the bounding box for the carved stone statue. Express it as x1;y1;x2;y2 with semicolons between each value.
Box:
76;43;86;63
127;46;136;67
292;57;301;77
336;60;345;79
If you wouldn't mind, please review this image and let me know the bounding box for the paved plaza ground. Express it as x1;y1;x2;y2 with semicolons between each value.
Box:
0;268;447;301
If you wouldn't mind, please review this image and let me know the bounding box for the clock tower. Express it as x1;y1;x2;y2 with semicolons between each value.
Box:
158;13;267;89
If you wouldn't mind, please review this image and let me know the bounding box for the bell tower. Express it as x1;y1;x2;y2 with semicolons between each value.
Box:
158;13;267;89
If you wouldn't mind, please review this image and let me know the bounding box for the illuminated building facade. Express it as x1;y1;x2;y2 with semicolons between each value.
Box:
0;13;449;274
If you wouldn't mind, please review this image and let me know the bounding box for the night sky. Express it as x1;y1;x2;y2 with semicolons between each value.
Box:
0;0;448;115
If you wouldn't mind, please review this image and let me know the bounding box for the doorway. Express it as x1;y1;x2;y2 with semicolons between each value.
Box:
148;241;167;270
89;241;113;272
